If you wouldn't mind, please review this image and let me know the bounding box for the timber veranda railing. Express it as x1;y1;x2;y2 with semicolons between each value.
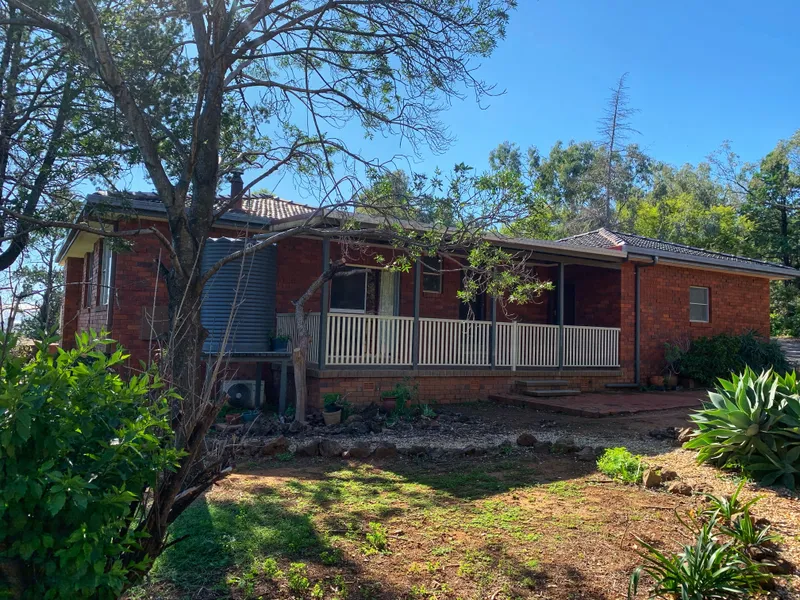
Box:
276;313;620;369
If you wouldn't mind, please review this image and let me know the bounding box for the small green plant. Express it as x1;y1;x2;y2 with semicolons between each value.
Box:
382;379;417;417
320;548;342;566
629;519;768;599
311;582;325;599
597;447;647;483
324;392;342;411
700;480;759;525
287;562;310;594
721;508;779;555
226;571;257;598
276;451;294;462
419;403;436;419
262;557;283;580
362;521;389;554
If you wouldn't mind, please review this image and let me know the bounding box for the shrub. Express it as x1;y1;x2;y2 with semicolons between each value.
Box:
685;368;800;488
596;447;647;483
678;331;789;386
0;332;181;599
629;519;768;599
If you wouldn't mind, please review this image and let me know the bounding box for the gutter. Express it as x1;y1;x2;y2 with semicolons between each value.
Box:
635;256;658;386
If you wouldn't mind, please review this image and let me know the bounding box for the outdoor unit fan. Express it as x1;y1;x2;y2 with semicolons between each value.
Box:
221;380;263;409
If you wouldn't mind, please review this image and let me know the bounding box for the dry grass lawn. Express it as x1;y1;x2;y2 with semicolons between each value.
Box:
129;444;800;600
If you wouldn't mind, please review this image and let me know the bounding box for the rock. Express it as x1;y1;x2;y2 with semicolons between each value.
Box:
755;517;772;529
660;469;678;482
462;446;486;456
406;445;429;457
455;414;470;423
360;403;380;420
345;421;370;435
344;414;363;425
551;436;579;454
676;427;695;444
594;446;607;458
648;427;674;440
642;469;662;489
343;442;371;459
295;439;320;457
575;447;595;462
534;441;551;454
668;481;693;496
288;420;307;434
262;435;290;456
319;439;344;458
765;558;794;575
372;442;398;459
516;432;538;447
369;421;383;434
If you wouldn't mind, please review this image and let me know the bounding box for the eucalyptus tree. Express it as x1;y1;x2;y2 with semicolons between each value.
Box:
4;0;526;577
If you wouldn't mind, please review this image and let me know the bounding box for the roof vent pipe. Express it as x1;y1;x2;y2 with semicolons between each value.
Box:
229;170;244;210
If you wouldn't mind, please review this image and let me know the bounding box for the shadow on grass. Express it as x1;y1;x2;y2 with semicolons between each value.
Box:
150;488;333;592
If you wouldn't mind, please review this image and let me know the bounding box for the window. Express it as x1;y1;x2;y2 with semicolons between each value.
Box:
330;267;367;312
689;286;709;322
422;257;442;293
99;242;114;306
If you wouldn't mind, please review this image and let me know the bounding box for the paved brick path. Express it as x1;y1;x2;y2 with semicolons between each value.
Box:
489;390;705;418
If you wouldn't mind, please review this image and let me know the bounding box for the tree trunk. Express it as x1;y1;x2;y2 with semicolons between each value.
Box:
292;303;310;423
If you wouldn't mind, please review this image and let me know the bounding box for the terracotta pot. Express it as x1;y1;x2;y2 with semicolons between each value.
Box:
323;409;342;426
663;374;678;388
679;377;697;390
382;396;397;412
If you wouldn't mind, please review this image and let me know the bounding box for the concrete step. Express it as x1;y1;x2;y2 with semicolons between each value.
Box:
520;388;581;398
515;379;570;388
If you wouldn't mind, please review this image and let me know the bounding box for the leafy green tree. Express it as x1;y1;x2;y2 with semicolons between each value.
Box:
0;333;181;598
7;0;525;577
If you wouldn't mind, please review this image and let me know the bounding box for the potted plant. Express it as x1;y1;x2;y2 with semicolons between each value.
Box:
271;335;291;353
657;341;686;389
323;393;343;426
381;380;416;415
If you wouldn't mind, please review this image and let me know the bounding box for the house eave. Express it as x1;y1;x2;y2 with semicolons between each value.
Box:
627;249;799;280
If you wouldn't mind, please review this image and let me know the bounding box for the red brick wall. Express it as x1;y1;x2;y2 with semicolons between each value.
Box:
310;369;625;407
636;263;770;379
61;257;84;350
568;265;621;328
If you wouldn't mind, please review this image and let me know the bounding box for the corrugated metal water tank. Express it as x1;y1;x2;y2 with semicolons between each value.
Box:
201;238;276;354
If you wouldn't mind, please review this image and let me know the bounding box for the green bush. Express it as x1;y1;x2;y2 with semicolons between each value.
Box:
678;331;789;386
0;332;181;599
686;368;800;489
596;447;647;483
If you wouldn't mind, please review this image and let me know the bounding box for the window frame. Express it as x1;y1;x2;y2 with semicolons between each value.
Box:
421;256;442;294
99;242;114;306
689;286;710;323
329;267;368;314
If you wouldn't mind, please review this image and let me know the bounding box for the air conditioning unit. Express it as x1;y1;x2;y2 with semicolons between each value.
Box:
221;380;264;409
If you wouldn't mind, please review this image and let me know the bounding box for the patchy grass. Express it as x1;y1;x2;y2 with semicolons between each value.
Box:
131;453;799;600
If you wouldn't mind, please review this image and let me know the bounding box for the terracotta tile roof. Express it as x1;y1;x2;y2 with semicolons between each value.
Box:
91;191;316;222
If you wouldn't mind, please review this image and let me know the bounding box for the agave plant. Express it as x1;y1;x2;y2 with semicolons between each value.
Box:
629;518;770;600
685;367;800;489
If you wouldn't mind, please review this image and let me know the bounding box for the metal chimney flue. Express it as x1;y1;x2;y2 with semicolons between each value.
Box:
229;170;244;210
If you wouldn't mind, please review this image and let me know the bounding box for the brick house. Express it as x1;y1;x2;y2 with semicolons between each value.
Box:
58;190;799;409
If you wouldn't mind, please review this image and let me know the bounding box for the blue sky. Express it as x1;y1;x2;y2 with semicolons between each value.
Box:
119;0;800;203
